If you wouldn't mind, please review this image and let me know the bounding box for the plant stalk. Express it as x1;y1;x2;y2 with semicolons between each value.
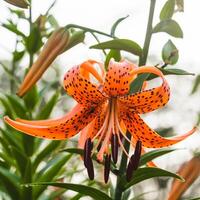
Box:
139;0;156;66
113;1;156;199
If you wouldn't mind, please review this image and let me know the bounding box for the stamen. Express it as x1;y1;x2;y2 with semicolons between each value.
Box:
126;140;142;182
96;99;113;161
84;138;94;180
104;154;111;183
111;134;118;164
83;138;93;167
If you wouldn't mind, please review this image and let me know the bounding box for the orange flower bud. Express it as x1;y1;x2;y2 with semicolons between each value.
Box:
17;28;70;97
168;155;200;200
3;0;29;8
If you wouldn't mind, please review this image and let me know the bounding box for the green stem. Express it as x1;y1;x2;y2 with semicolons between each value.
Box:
65;24;115;38
28;0;33;67
114;133;131;200
114;1;156;200
139;0;156;66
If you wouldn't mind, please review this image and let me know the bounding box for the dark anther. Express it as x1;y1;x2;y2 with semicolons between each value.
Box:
104;154;111;183
111;134;118;164
86;157;94;180
126;140;142;182
83;138;94;180
97;141;102;152
83;138;93;167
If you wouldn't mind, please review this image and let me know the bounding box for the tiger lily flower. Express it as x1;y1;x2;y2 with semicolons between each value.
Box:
4;59;197;182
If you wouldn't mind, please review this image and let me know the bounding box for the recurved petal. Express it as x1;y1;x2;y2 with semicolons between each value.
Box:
63;65;107;107
119;66;170;114
103;59;137;96
121;111;196;148
4;105;99;140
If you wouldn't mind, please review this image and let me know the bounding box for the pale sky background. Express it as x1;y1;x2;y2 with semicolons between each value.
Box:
0;0;200;186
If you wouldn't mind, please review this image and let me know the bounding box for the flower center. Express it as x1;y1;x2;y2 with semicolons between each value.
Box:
91;98;131;162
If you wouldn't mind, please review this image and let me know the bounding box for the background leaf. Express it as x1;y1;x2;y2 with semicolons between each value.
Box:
162;40;179;65
153;19;183;38
124;167;184;190
30;182;112;200
91;39;142;56
160;0;175;20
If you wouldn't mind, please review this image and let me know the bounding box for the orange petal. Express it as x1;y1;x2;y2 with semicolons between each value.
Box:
121;112;197;148
119;66;170;114
103;59;137;96
63;65;107;107
4;105;99;140
16;103;82;126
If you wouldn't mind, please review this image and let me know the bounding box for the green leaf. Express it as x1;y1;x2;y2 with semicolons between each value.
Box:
191;75;200;94
0;97;16;118
139;148;176;166
30;182;112;200
147;68;194;80
32;141;61;172
153;19;183;38
62;30;85;52
25;24;43;54
129;73;149;94
6;94;27;118
13;50;25;62
160;0;175;20
162;40;179;65
111;15;129;37
11;146;28;177
23;85;39;111
105;49;121;70
33;153;71;199
2;23;26;37
47;14;59;29
36;90;59;120
124;167;183;189
0;166;21;200
91;39;142;56
21;159;32;200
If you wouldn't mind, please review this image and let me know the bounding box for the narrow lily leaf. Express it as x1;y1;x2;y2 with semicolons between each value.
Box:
124;167;184;190
139;148;176;166
23;85;39;111
33;154;71;199
47;14;59;29
153;19;183;38
21;159;32;200
191;75;200;94
105;49;121;70
0;166;21;200
25;24;43;54
6;94;27;118
13;50;25;62
147;68;194;80
129;73;149;94
111;15;129;37
36;90;59;120
0;97;16;118
162;40;179;65
160;0;175;20
0;128;22;150
32;141;61;172
30;182;112;200
2;23;26;37
11;146;28;177
91;39;142;56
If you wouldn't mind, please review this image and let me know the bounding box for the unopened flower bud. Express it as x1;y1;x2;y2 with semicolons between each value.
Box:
3;0;29;8
17;27;70;97
168;155;200;200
